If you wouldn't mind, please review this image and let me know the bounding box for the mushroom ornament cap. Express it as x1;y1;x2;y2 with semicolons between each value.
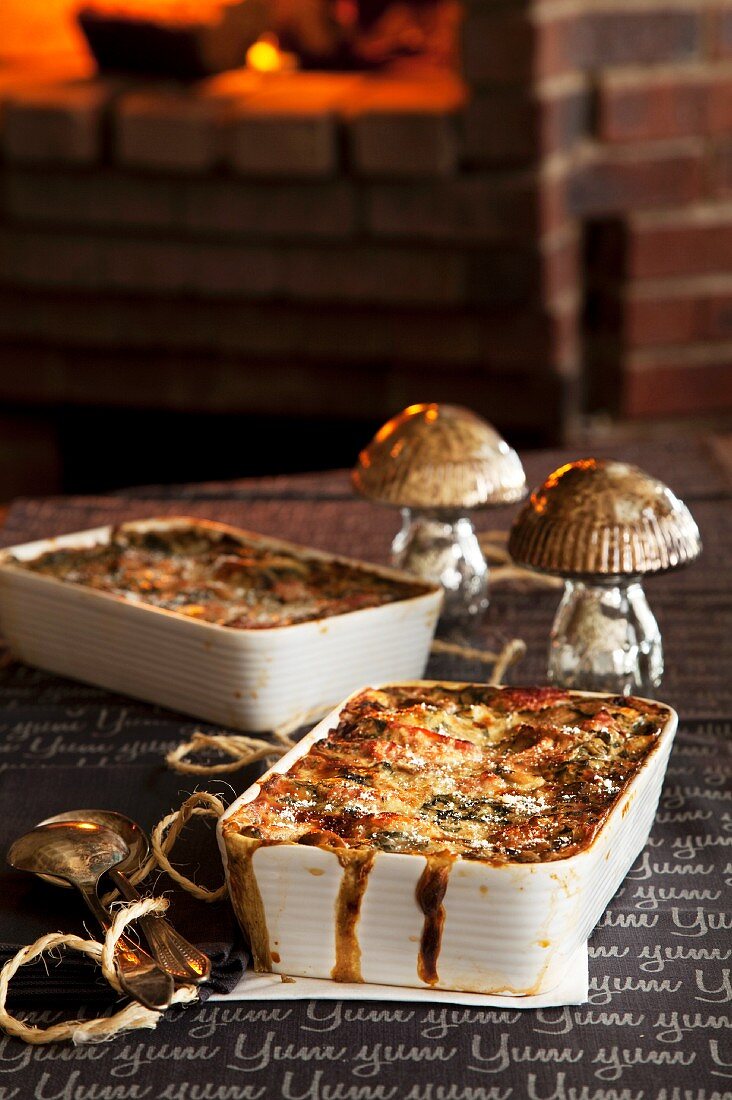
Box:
508;458;702;578
352;403;527;510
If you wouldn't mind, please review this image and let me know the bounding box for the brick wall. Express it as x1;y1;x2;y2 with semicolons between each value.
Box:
0;63;573;440
463;0;732;420
0;0;731;442
539;0;732;419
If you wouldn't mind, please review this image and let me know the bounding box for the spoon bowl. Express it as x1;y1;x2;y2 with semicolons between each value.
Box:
37;810;149;888
8;821;129;889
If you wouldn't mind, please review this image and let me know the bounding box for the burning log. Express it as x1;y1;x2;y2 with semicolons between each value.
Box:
78;0;269;79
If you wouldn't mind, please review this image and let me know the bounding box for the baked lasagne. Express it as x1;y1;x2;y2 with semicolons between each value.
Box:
227;683;667;864
14;524;428;630
223;682;670;985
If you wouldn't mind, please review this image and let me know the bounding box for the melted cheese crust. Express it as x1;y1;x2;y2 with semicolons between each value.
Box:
231;684;669;864
16;526;428;630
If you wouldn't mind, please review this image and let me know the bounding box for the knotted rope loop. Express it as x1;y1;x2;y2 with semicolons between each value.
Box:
166;731;292;776
0;900;197;1046
150;792;228;903
100;897;168;990
165;707;314;779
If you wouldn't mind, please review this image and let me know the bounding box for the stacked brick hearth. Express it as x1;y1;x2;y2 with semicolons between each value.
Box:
0;0;731;443
573;2;732;419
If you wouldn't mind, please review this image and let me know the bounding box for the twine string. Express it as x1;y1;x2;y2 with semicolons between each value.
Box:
166;731;294;777
100;792;228;907
488;638;527;684
150;792;228;903
491;564;562;589
478;530;513;564
0;899;197;1046
429;636;527;682
164;709;316;779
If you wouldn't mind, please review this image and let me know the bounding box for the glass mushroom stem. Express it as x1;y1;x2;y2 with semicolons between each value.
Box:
391;509;489;622
547;578;664;696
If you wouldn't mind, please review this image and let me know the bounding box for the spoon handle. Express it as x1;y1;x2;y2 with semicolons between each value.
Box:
109;869;211;984
79;886;174;1011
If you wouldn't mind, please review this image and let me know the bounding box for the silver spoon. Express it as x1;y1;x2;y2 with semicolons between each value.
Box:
7;821;174;1011
39;810;211;985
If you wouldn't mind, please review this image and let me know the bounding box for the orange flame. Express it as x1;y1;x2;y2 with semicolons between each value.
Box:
246;34;297;73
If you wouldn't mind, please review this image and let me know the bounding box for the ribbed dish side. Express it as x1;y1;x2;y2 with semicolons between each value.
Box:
252;845;575;995
576;732;674;942
0;572;440;731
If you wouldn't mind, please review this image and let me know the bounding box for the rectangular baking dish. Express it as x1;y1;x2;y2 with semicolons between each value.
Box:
0;519;442;732
219;681;677;996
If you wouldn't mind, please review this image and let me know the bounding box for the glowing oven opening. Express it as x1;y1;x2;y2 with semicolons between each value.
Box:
0;0;459;77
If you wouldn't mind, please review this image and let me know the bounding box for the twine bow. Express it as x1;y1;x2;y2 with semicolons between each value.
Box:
0;899;197;1046
0;793;231;1045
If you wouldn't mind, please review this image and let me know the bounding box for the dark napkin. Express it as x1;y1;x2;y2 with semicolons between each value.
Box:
0;764;248;1007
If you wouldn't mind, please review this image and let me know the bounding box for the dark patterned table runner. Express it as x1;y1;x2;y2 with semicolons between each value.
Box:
0;440;730;1098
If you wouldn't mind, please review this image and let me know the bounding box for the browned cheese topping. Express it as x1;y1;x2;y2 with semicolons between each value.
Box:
15;526;428;629
230;684;669;864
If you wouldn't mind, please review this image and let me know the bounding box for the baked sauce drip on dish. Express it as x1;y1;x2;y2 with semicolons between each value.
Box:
416;855;452;985
16;526;429;630
231;684;668;864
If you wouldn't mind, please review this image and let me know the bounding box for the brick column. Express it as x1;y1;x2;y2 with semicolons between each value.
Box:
463;0;732;423
566;0;732;419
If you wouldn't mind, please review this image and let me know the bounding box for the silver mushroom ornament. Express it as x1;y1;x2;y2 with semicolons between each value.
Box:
352;403;526;622
508;458;702;695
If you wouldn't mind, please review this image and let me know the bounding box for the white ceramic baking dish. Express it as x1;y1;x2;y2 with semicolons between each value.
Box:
0;520;442;732
219;682;677;996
